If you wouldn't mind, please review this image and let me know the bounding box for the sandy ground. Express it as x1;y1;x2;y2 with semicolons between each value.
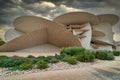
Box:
0;52;59;57
0;44;60;57
0;57;120;80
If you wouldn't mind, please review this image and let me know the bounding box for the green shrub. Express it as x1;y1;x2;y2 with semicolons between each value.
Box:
54;54;62;60
0;55;9;59
11;58;28;66
50;58;59;63
60;47;86;56
113;51;120;56
9;66;22;71
0;40;5;46
75;50;95;62
20;61;33;70
0;58;13;67
44;56;55;63
63;56;77;65
106;52;115;60
27;55;35;58
36;60;48;69
95;50;114;60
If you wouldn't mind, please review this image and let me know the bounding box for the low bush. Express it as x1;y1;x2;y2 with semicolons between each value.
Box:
106;52;115;60
75;50;95;62
60;47;86;56
63;56;77;65
20;61;33;70
54;54;63;60
9;66;22;71
27;55;35;58
0;56;27;67
36;60;48;69
50;58;59;63
0;55;9;59
95;50;114;60
0;40;5;46
113;51;120;56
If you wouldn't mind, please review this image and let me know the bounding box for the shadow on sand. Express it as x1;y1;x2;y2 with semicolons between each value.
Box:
92;67;120;80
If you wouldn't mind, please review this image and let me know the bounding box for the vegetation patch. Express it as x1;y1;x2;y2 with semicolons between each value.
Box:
0;40;5;46
36;60;49;69
75;50;95;62
63;56;77;65
0;47;119;71
95;50;115;60
113;51;120;56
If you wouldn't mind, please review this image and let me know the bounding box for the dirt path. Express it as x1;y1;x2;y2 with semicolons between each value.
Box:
1;57;120;80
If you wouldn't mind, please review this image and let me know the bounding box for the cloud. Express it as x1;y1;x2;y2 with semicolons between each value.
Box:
0;0;120;36
0;0;120;41
40;1;56;8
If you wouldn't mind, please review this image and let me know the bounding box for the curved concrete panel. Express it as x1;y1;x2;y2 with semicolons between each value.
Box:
97;14;119;26
0;28;48;52
4;28;23;42
14;16;53;33
93;23;113;44
92;31;105;37
53;12;100;26
0;19;81;52
47;22;81;47
78;23;92;49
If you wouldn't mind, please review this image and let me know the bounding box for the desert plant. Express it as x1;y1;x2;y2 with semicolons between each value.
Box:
0;40;5;46
50;58;59;63
20;61;33;70
106;52;115;60
63;56;77;65
75;50;95;62
0;55;9;59
60;47;86;56
113;51;120;56
36;60;48;69
95;50;114;60
27;55;35;58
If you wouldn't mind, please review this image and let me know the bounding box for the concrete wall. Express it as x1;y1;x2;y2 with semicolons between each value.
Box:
0;28;48;52
78;23;92;49
116;46;120;51
0;20;81;52
14;16;51;33
47;23;81;47
93;23;113;44
4;28;23;42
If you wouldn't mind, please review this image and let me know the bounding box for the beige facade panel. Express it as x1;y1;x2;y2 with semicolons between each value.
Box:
4;28;23;42
0;28;48;52
0;20;81;52
47;23;81;47
97;14;119;26
14;16;52;33
53;12;100;26
93;23;113;44
91;38;114;46
92;31;105;37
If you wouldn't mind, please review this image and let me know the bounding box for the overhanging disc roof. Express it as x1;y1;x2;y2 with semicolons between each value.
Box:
92;31;105;37
97;14;119;26
14;16;61;33
53;12;100;26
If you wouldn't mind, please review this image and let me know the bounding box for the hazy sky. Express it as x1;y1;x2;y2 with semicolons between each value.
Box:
0;0;120;41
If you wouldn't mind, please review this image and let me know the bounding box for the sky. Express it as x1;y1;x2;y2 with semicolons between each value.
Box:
0;0;120;41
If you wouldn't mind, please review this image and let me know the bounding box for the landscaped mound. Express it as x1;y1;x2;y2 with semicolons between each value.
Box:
0;47;119;71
